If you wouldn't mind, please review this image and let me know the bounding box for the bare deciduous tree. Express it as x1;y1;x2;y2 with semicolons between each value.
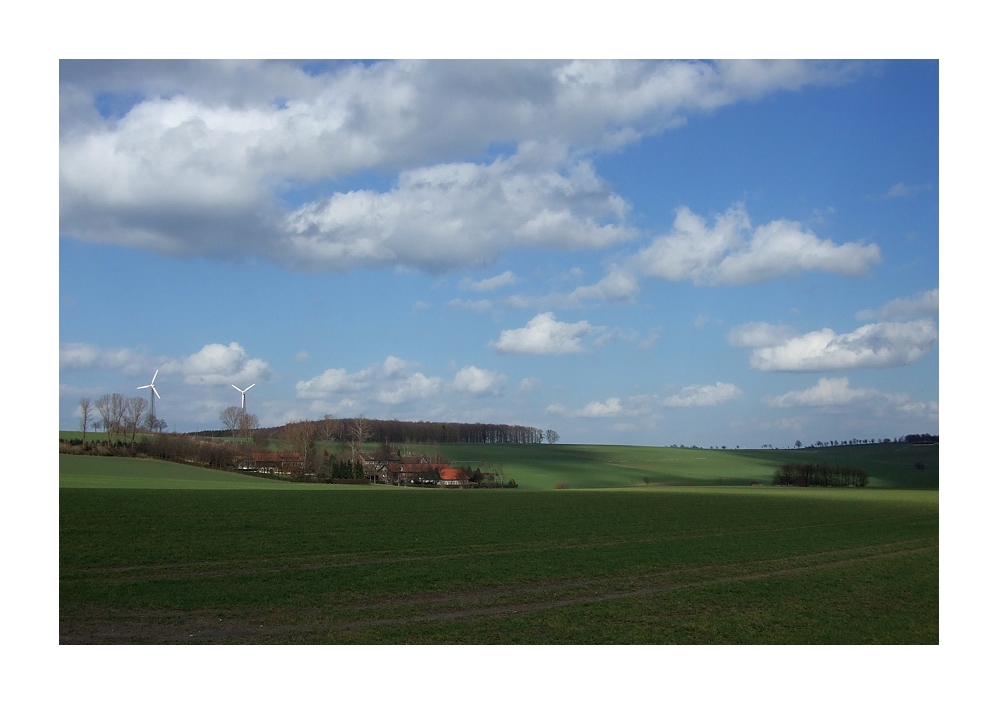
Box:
283;421;317;477
318;414;340;442
348;416;373;462
220;406;244;437
124;397;148;446
95;393;128;444
144;413;167;432
79;398;92;442
112;393;128;440
545;429;560;444
239;412;259;438
95;395;112;442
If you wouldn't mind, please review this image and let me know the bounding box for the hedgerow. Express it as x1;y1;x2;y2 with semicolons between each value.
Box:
773;463;869;487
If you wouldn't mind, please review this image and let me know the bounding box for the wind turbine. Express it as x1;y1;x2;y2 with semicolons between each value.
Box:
232;383;255;411
138;370;161;427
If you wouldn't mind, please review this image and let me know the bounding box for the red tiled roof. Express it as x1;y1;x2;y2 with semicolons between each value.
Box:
438;467;468;482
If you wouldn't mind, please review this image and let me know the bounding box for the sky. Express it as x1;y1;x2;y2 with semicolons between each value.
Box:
58;59;939;447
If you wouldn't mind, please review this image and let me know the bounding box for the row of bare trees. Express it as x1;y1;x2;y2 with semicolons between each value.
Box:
78;394;165;446
808;435;937;448
140;432;238;469
278;416;374;472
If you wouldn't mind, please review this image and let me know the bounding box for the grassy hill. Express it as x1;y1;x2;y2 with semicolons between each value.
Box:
420;442;938;490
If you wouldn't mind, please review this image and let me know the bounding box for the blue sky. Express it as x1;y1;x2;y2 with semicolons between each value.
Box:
58;60;938;447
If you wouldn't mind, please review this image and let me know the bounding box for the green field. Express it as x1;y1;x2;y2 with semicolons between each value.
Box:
59;448;938;644
414;442;938;489
60;455;366;490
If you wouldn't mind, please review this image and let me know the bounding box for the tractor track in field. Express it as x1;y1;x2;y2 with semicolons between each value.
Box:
61;514;937;586
320;539;938;631
60;537;937;644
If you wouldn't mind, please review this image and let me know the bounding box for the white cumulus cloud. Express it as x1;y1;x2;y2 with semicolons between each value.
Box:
630;204;881;285
767;377;938;418
662;382;743;407
856;288;938;321
768;377;868;407
163;342;272;386
517;377;541;392
460;271;517;292
735;320;938;371
381;355;410;379
60;342;101;370
59;342;149;375
295;355;410;399
547;397;625;418
60;341;270;386
295;367;375;399
452;366;506;396
377;373;444;405
281;153;634;273
296;356;508;407
546;395;659;418
726;322;797;349
509;265;640;309
489;312;600;354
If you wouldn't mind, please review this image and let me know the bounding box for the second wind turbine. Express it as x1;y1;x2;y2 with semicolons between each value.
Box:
232;383;255;411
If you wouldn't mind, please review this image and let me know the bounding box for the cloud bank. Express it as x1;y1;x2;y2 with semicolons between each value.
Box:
61;60;858;274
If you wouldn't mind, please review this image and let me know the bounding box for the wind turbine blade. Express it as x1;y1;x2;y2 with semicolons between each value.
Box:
245;384;255;391
232;385;242;392
153;387;161;399
138;384;150;390
151;370;159;384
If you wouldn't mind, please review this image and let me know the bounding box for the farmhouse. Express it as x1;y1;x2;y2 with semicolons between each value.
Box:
357;452;473;486
437;466;470;487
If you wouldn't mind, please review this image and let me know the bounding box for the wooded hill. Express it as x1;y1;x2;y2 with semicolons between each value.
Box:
193;417;549;444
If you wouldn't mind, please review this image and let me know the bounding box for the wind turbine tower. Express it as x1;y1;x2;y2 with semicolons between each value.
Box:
137;370;161;425
232;383;256;411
